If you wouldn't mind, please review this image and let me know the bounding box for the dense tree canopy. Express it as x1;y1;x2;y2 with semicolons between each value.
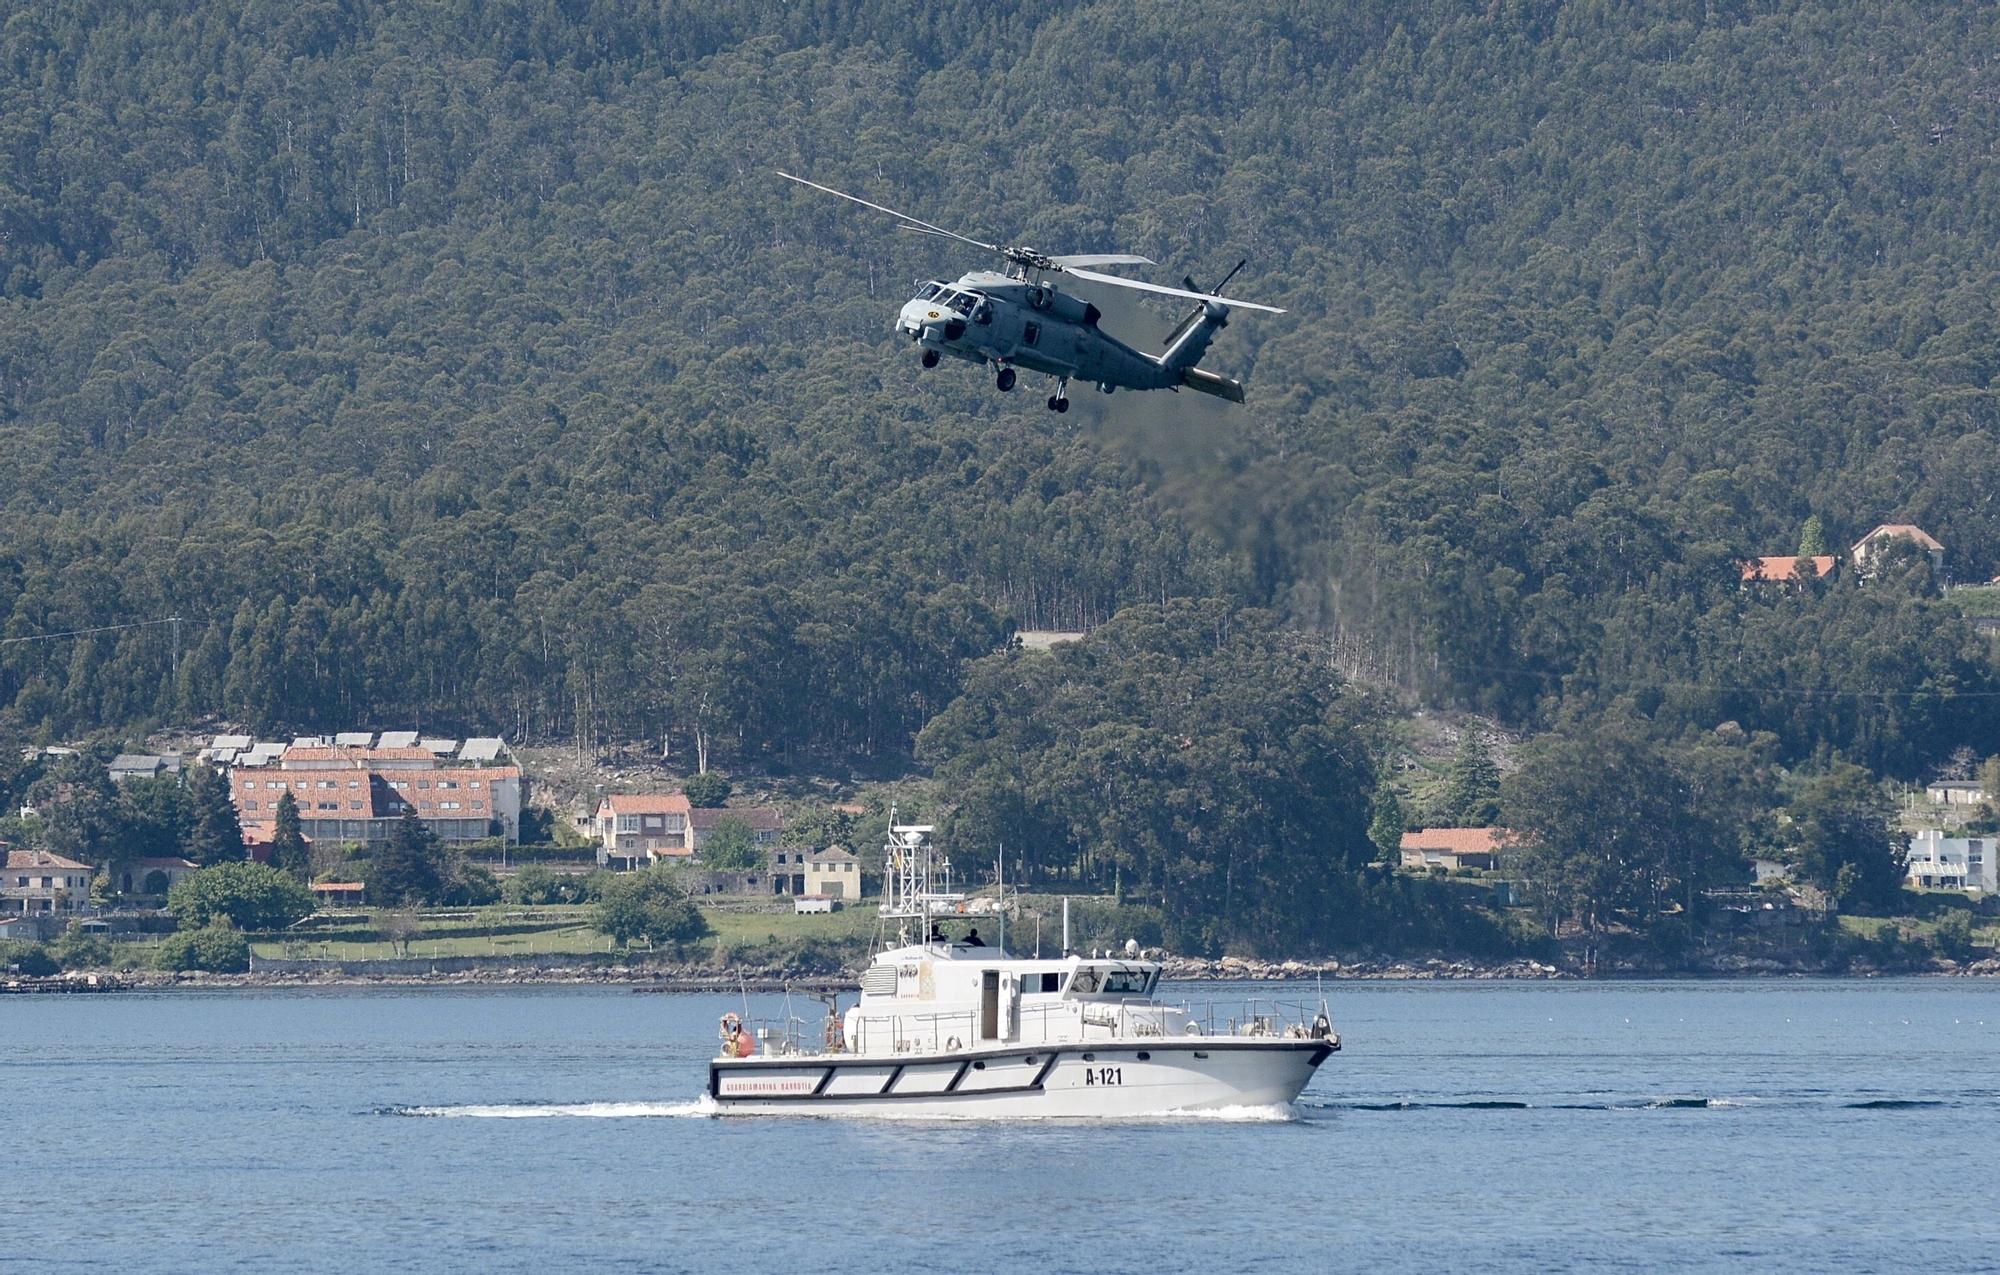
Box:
918;601;1378;953
596;868;713;953
0;0;1996;783
1502;716;1758;936
166;861;315;931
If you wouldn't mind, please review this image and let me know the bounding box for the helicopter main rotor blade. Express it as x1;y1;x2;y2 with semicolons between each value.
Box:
1047;253;1156;268
776;171;999;254
1064;266;1286;314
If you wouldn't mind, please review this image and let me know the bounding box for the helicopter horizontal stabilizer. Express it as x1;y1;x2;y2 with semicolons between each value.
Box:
1180;367;1246;404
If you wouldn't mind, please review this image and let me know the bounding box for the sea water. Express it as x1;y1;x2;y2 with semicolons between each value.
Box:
5;979;1997;1272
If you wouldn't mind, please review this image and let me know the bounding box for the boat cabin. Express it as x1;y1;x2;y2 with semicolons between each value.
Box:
843;938;1176;1056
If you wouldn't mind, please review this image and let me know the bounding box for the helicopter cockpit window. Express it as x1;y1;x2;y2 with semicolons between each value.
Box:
917;283;943;301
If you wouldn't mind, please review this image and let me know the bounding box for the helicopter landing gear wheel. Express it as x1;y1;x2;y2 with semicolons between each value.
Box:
1047;382;1070;413
995;367;1016;392
921;349;940;369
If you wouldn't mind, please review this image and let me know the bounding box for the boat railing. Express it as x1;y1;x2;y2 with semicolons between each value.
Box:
892;1008;981;1054
1166;995;1333;1040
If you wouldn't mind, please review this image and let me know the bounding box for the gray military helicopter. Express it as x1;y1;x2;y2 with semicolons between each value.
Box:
778;171;1284;411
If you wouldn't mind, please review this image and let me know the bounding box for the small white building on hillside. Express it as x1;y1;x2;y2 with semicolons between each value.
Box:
1926;780;1990;808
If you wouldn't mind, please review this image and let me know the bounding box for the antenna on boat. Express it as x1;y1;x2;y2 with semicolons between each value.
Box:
1062;897;1071;957
879;810;957;948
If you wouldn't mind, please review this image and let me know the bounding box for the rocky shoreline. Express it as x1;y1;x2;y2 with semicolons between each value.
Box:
46;950;2000;991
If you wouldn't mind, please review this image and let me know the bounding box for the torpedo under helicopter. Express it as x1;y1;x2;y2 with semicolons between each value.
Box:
778;171;1284;411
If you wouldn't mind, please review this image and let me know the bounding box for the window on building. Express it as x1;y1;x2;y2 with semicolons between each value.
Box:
418;780;431;789
470;781;483;789
245;801;258;812
266;781;281;790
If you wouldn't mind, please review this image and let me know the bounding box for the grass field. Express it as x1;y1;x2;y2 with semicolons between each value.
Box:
1948;584;2000;617
225;901;885;962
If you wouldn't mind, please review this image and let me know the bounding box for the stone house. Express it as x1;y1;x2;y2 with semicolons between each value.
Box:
806;847;862;899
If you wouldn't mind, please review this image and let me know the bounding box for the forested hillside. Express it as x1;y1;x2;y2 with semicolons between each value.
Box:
3;0;1998;778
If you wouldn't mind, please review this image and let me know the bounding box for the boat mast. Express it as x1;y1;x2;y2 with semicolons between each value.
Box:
878;808;958;947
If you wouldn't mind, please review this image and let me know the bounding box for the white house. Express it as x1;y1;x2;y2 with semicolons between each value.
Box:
3;849;94;915
1906;830;1995;894
1851;523;1944;578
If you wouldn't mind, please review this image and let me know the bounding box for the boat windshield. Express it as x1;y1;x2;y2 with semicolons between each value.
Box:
1102;968;1154;996
1065;964;1154;997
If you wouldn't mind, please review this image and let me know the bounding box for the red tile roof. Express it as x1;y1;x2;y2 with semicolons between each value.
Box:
599;792;692;816
1400;828;1511;854
1740;555;1836;582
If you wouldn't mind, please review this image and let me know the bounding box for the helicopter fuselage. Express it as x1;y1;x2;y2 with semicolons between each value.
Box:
896;270;1181;397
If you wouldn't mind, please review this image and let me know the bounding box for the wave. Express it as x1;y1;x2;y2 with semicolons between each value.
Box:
1321;1097;1738;1112
1845;1098;1949;1110
1318;1099;1531;1111
389;1098;718;1119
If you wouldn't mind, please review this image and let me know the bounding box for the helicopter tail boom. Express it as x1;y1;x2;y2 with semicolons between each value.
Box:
1179;367;1246;404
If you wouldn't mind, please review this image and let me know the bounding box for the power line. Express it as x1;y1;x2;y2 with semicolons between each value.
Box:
0;617;182;647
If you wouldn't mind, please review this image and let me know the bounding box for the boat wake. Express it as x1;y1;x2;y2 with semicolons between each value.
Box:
1311;1097;1744;1112
389;1098;718;1119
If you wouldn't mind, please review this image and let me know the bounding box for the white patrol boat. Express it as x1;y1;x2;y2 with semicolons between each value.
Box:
708;820;1339;1117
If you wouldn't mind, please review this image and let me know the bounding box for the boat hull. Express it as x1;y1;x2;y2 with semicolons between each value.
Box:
709;1039;1332;1118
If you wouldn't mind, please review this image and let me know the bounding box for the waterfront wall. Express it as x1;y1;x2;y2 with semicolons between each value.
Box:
249;952;618;976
